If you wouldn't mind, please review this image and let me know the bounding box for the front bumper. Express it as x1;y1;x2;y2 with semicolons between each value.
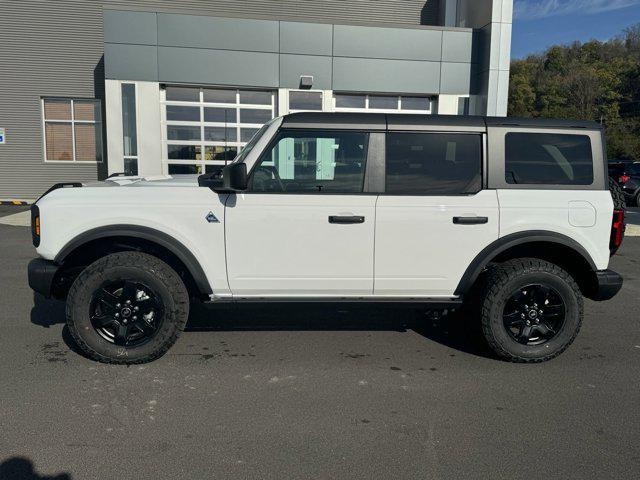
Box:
28;258;60;298
591;269;623;301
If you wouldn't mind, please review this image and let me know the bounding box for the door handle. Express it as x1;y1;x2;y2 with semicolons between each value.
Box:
329;215;365;224
453;216;489;225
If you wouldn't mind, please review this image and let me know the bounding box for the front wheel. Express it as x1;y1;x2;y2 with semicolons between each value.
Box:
66;251;189;364
479;258;583;363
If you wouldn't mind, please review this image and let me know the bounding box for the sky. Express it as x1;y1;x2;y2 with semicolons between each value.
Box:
511;0;640;58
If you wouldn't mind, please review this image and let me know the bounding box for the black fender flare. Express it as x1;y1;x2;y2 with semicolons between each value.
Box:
55;225;213;296
454;230;597;296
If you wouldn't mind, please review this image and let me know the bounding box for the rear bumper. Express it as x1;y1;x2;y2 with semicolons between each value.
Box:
591;269;623;301
28;258;60;298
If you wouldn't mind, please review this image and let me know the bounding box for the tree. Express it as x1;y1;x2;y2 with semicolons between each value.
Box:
509;23;640;161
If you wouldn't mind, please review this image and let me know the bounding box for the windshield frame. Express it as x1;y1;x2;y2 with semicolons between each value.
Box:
229;119;276;165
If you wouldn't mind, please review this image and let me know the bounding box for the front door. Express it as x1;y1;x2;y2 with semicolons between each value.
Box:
225;129;376;297
374;131;499;297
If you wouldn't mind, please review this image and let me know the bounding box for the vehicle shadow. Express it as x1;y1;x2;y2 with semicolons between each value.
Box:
188;302;492;359
30;293;66;328
30;294;493;360
0;456;71;480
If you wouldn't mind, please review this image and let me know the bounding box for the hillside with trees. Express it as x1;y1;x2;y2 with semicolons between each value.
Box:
509;24;640;161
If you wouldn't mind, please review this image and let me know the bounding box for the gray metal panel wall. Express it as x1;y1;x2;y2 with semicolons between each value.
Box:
104;44;159;81
103;9;157;45
280;55;333;90
0;0;438;200
156;14;279;52
440;63;473;94
0;1;107;201
333;58;442;94
105;11;475;96
280;22;333;56
107;0;440;28
158;47;280;87
332;25;443;61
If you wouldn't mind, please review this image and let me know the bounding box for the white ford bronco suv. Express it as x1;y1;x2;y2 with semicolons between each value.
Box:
28;113;625;364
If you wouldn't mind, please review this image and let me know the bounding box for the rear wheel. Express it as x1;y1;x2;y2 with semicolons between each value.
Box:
479;258;583;363
66;251;189;364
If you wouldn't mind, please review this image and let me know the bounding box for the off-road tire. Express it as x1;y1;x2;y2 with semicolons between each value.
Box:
480;258;583;363
66;251;189;364
609;176;626;210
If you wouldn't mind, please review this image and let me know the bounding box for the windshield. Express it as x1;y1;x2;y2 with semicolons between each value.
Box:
230;120;274;165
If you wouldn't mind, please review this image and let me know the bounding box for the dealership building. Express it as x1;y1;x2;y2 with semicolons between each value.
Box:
0;0;512;200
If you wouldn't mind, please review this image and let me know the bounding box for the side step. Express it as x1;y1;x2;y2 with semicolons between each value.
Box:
205;296;463;308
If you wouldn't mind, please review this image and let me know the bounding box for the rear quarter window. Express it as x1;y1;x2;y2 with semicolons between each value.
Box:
505;133;593;185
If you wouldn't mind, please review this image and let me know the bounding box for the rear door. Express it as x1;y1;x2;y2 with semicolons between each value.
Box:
225;128;377;297
374;130;499;297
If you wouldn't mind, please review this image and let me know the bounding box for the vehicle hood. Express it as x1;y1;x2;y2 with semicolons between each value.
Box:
85;175;200;188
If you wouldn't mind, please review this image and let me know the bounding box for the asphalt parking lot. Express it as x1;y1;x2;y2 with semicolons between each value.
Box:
1;219;639;480
626;207;640;225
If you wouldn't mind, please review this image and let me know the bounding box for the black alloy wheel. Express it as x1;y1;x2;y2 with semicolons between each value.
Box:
502;284;566;346
90;280;164;347
479;258;583;363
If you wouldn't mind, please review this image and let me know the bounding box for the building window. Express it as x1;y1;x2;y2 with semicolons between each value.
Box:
288;91;323;112
161;86;276;175
42;98;103;162
333;93;433;114
121;84;138;176
458;97;470;115
369;95;398;109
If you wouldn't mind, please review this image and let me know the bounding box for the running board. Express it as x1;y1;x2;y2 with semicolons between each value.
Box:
205;296;462;308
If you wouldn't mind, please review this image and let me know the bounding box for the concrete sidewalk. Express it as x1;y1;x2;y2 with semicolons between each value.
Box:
0;211;30;226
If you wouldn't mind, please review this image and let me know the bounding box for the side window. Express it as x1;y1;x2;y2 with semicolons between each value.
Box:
505;133;593;185
249;130;369;193
385;133;482;195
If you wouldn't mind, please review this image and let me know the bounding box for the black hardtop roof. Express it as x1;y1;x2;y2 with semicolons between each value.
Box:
280;112;602;131
484;116;602;130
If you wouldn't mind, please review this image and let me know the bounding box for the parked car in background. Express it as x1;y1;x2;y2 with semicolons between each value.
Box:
609;161;640;206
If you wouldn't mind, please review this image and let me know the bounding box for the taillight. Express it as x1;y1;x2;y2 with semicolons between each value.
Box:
31;205;40;247
620;175;630;184
610;209;625;255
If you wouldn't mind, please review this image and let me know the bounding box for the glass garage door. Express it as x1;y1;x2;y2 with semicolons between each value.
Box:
333;93;434;114
161;86;276;175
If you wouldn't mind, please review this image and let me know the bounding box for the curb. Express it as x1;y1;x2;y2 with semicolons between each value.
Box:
626;224;640;237
0;200;30;206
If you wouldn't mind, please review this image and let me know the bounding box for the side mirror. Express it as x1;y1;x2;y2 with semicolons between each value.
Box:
197;167;224;189
222;162;248;191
